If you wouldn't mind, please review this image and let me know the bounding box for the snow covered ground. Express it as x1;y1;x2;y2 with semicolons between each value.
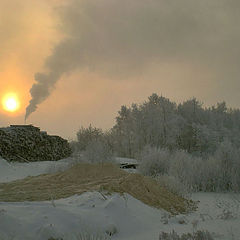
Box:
0;157;75;183
0;157;240;240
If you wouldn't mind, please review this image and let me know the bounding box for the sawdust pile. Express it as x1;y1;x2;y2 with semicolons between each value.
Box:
0;163;196;214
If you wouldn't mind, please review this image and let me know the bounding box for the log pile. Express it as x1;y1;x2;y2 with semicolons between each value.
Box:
0;125;72;162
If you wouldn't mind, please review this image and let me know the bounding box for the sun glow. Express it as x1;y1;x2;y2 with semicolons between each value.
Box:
2;93;20;113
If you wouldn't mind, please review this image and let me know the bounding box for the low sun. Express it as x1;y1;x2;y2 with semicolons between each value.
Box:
2;93;20;112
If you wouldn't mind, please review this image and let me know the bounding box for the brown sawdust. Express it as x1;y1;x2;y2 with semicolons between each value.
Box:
0;163;196;214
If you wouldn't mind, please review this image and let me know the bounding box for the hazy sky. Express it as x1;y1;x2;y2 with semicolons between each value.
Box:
1;0;240;139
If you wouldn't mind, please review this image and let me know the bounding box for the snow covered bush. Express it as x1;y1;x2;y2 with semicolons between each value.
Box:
138;146;170;176
73;125;114;163
168;150;203;192
138;148;203;193
231;161;240;192
213;140;239;191
83;140;114;163
168;147;240;192
69;140;80;153
74;232;110;240
196;156;220;192
139;145;240;193
159;230;214;240
196;141;240;192
48;232;110;240
76;125;104;151
156;174;190;197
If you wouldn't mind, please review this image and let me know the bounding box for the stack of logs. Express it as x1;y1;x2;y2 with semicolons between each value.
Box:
0;125;72;162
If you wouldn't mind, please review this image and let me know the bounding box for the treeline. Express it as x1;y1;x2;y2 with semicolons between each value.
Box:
112;94;240;157
72;94;240;192
75;93;240;158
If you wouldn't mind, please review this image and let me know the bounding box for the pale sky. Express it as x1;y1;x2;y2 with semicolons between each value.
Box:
1;0;240;139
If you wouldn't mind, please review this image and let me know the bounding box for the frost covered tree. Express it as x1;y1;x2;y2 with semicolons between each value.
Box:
76;125;103;151
111;93;240;158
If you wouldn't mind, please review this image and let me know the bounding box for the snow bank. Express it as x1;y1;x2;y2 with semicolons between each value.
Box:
0;192;166;240
0;157;74;183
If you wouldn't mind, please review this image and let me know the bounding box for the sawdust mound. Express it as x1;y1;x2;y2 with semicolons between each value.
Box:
0;163;196;214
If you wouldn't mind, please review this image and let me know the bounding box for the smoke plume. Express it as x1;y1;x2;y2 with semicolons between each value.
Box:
25;0;240;119
25;72;60;120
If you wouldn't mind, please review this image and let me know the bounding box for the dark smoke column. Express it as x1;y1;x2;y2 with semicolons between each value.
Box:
25;71;61;121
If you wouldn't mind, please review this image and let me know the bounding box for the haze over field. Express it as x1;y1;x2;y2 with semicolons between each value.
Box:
1;0;240;138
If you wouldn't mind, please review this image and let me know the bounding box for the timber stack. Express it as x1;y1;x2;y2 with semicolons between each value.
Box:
0;125;72;162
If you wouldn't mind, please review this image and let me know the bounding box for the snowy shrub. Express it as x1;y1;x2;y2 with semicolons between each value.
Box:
138;146;170;176
73;125;114;164
155;174;190;197
73;231;110;240
139;148;205;193
194;141;240;192
231;159;240;192
48;231;110;240
159;230;214;240
69;140;80;153
76;125;104;151
138;145;240;193
168;150;211;192
83;140;114;163
213;140;239;191
159;230;179;240
165;146;240;192
196;157;219;192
